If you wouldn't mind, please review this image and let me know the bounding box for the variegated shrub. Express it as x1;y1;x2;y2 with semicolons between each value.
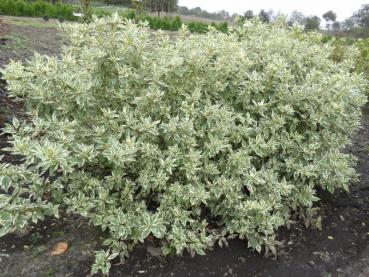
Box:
0;15;367;274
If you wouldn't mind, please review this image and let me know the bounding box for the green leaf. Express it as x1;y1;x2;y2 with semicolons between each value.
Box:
0;224;13;237
0;176;12;191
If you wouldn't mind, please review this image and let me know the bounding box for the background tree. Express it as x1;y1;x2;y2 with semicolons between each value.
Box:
323;10;337;22
258;9;270;23
332;21;341;32
340;5;369;37
103;0;132;6
188;7;202;16
323;10;337;30
304;15;321;31
231;13;239;22
177;6;189;15
176;5;230;21
342;18;355;31
218;10;230;20
144;0;178;17
244;10;254;20
288;10;305;26
166;0;178;14
352;4;369;28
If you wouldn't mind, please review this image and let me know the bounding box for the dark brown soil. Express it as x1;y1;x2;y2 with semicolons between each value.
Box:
1;16;369;277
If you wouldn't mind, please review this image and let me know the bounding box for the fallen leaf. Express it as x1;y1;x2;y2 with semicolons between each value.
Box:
50;242;68;256
328;236;334;240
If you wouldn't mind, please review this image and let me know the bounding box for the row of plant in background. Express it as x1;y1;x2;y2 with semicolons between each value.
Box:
321;34;369;78
0;16;366;274
0;0;76;21
355;38;369;76
142;15;228;32
0;0;228;32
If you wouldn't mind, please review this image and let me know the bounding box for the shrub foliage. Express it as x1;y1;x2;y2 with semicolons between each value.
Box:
0;15;367;274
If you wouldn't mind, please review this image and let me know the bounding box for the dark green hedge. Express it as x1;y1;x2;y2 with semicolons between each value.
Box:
0;0;228;33
0;0;76;21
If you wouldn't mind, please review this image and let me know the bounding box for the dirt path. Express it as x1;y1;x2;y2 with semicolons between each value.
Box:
1;16;369;277
0;16;64;67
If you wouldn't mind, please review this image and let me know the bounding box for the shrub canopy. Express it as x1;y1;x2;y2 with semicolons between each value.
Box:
0;15;367;274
